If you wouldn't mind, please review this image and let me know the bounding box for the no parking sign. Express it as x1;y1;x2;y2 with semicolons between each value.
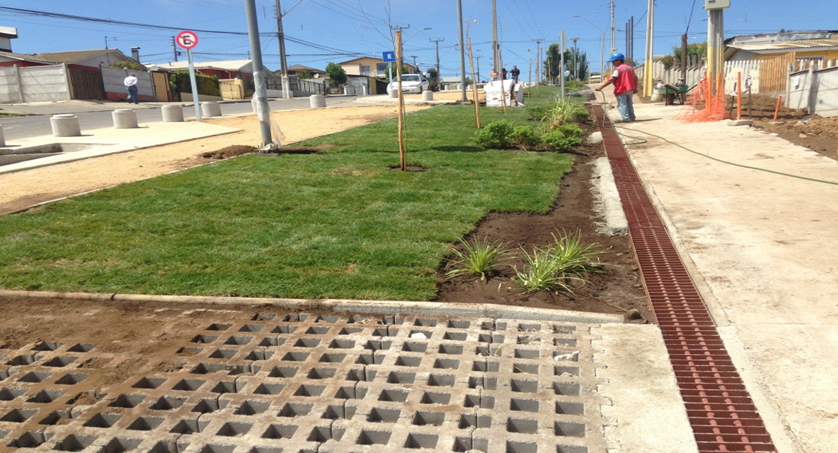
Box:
176;31;199;50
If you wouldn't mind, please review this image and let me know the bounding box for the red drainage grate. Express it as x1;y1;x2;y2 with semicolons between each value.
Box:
593;106;778;453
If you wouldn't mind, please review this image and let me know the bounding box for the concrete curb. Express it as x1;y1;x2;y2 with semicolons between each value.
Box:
0;290;626;324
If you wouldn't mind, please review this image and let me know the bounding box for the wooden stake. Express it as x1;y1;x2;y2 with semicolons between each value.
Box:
736;72;742;120
395;30;406;171
773;95;783;122
467;36;481;129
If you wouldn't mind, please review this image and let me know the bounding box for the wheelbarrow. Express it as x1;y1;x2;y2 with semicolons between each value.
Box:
661;84;692;106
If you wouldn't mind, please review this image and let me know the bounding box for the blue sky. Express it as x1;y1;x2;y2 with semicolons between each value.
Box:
1;0;835;81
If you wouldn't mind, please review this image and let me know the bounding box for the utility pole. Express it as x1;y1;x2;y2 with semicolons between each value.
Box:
275;0;290;98
172;36;178;62
410;55;418;69
430;38;443;85
245;0;274;149
571;37;579;80
475;55;481;82
492;0;498;75
643;0;655;97
533;38;544;85
610;0;616;53
457;0;467;102
560;32;566;97
629;16;634;61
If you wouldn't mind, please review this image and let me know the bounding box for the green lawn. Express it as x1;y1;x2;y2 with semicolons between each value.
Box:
0;99;576;300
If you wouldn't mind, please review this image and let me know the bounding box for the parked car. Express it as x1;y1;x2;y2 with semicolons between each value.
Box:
386;74;430;94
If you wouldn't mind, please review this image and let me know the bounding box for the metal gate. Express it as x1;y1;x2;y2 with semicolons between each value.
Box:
69;68;106;100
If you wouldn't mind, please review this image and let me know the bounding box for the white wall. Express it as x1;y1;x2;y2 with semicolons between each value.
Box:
786;65;838;117
0;66;23;103
18;65;70;102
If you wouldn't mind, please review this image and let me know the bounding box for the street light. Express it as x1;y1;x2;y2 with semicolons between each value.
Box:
573;15;606;82
571;38;579;80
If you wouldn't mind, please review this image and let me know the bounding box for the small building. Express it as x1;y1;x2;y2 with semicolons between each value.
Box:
280;64;326;77
725;30;838;62
339;56;417;79
0;48;139;71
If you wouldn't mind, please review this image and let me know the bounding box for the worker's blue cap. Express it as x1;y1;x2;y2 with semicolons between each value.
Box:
607;52;625;62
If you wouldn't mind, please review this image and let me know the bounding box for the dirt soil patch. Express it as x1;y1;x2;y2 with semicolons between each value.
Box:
734;93;837;162
435;132;651;322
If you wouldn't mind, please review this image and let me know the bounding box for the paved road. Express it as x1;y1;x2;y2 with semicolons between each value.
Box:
0;97;358;141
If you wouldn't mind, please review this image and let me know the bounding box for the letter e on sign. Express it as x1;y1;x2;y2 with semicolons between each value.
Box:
176;31;199;50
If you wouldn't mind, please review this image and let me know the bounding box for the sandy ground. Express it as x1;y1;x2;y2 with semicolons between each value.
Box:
0;104;428;215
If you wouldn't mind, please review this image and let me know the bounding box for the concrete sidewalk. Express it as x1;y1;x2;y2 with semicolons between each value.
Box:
601;89;838;453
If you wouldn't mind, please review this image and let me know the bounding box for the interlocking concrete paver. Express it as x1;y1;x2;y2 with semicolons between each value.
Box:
0;307;625;453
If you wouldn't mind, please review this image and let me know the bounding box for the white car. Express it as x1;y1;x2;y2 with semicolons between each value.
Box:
387;74;430;94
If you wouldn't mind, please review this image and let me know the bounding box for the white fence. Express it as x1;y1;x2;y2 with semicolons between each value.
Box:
0;64;71;103
635;57;762;93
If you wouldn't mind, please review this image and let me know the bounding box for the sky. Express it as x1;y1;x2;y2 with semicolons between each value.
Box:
1;0;836;82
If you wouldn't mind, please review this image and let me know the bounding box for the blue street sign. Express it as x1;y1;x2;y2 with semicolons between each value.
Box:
382;51;396;62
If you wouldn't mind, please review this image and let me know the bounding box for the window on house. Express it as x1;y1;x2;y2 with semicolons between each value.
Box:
376;63;387;73
360;65;371;75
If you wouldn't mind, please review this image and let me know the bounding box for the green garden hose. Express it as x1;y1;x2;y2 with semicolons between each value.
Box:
594;91;838;186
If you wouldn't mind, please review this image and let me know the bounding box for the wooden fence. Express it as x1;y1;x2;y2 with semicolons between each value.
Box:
759;52;796;93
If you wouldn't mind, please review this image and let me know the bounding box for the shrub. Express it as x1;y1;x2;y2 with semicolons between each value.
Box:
446;237;509;281
547;97;589;127
512;230;606;293
512;126;541;151
170;71;221;97
474;121;515;149
553;124;585;140
542;128;582;152
526;104;551;122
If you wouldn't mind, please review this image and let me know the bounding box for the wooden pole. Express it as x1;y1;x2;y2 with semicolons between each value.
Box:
773;95;783;122
395;30;406;171
467;37;481;129
736;72;742;120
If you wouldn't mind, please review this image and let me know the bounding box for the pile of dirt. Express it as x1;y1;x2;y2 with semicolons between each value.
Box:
201;145;257;159
734;92;809;120
435;124;652;323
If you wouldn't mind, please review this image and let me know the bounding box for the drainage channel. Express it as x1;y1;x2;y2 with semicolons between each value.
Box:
593;105;777;453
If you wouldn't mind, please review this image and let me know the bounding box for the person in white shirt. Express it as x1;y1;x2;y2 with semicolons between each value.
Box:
124;73;139;104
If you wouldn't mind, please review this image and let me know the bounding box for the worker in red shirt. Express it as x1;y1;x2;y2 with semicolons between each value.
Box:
596;52;637;123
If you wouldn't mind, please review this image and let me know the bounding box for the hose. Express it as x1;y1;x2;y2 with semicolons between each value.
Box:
594;91;838;186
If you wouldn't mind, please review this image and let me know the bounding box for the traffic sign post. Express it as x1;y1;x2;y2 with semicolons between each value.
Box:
176;31;201;120
383;51;396;85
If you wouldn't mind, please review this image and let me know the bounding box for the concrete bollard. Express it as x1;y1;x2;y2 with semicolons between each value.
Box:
0;124;5;147
362;86;368;96
389;89;398;99
112;109;138;129
201;101;222;117
422;90;433;101
309;94;326;109
162;105;184;122
50;114;81;137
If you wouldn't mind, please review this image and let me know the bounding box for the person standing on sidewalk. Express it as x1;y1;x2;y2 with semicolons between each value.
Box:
124;73;139;104
596;53;637;122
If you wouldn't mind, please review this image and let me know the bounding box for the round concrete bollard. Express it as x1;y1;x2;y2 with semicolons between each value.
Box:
362;86;368;96
50;114;81;137
422;90;433;101
112;109;138;129
389;89;398;99
201;101;222;117
0;124;5;147
309;94;326;109
162;105;184;122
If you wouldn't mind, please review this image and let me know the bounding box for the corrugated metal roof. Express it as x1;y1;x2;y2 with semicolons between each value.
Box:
730;38;838;52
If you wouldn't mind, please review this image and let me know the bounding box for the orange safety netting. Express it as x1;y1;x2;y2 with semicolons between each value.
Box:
676;76;730;123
